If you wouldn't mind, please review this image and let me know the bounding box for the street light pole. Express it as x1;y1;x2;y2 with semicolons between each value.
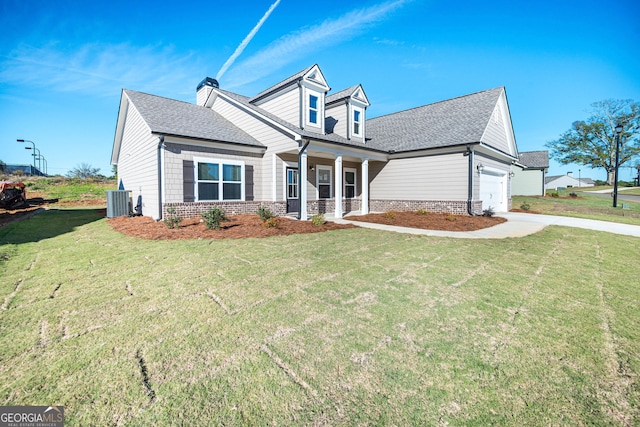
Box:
613;123;623;208
16;139;36;175
25;147;42;174
37;155;48;176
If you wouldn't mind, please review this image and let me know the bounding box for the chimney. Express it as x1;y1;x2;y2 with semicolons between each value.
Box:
567;172;573;178
196;77;219;106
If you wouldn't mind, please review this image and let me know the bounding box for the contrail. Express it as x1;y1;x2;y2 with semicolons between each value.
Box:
216;0;281;81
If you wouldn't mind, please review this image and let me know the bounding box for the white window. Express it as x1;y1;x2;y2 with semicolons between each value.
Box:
195;157;244;201
344;168;357;199
353;109;362;136
309;94;318;124
316;166;332;199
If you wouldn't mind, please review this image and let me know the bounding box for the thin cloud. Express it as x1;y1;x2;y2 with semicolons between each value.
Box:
216;0;281;81
222;0;412;90
0;42;198;98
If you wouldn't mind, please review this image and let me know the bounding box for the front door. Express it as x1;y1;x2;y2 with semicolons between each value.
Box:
286;167;299;213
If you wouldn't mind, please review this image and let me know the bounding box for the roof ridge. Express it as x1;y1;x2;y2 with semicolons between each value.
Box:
369;86;504;121
124;88;200;108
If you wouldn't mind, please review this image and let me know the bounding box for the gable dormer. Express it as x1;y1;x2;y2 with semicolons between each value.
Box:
325;84;370;142
249;64;330;132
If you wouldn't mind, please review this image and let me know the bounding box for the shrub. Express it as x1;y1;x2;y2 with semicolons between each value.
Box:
416;208;428;215
482;207;495;217
163;207;182;229
383;211;396;220
264;217;281;229
445;214;457;222
550;191;559;198
569;192;578;198
201;207;228;230
520;202;531;211
257;204;274;222
311;213;326;226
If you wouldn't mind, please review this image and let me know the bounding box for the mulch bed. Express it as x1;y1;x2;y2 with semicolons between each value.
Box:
108;214;356;240
346;211;506;232
107;211;506;240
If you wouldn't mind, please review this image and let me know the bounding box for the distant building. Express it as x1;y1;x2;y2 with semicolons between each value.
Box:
1;164;45;176
511;150;548;196
545;172;594;191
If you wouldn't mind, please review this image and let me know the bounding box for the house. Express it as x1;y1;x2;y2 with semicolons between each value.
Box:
545;172;595;191
511;150;548;196
111;64;519;220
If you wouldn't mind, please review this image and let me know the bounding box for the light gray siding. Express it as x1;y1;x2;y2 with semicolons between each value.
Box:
481;103;511;155
512;167;544;196
116;102;160;218
212;96;298;154
370;154;468;200
162;143;264;203
257;86;300;127
326;103;348;139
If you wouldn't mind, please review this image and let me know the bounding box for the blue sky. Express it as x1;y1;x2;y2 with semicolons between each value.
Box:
1;0;639;181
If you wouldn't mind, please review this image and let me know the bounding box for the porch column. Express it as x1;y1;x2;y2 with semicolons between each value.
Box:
272;153;277;202
361;158;369;214
300;150;308;220
335;155;343;218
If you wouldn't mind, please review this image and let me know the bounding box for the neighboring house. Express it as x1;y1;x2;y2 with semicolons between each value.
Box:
511;150;548;196
545;172;595;191
112;64;519;220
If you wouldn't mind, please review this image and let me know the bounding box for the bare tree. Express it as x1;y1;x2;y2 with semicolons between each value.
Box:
66;163;101;179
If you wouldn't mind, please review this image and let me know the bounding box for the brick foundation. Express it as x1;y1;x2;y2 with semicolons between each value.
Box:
370;199;483;215
163;199;491;219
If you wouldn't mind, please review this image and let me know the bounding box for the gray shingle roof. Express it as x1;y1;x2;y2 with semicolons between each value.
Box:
124;89;263;148
519;150;549;168
365;87;504;152
217;88;388;152
249;65;315;103
326;85;359;105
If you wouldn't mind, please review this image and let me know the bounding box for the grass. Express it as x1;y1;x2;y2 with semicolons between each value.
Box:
16;176;116;205
1;209;639;425
514;187;640;225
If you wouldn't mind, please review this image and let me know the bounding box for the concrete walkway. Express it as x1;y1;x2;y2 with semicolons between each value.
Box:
332;212;640;239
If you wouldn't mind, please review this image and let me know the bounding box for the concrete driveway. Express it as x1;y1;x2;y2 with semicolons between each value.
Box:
334;212;640;239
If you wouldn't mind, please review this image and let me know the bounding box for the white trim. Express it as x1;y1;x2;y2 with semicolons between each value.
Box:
316;164;333;200
300;152;308;220
335;156;343;218
193;156;245;202
352;106;363;138
361;159;369;214
343;167;357;199
282;159;297;203
272;153;277;202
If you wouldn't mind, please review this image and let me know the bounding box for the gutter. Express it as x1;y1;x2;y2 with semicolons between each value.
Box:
297;138;311;220
157;135;165;220
465;145;481;216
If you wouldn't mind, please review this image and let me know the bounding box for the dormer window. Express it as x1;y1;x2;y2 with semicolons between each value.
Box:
353;109;361;136
309;94;318;124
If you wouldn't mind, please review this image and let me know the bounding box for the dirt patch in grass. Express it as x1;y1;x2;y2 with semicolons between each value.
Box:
347;211;506;231
108;214;356;240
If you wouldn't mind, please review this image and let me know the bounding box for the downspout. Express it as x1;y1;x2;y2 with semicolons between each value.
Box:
297;138;311;220
157;135;165;220
466;145;480;216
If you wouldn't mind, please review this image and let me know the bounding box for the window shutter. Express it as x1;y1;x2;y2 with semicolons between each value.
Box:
245;165;254;201
183;160;195;202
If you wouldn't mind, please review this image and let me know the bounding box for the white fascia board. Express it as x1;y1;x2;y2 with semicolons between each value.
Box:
213;90;302;141
160;135;266;154
111;93;129;165
476;142;518;163
387;144;472;160
351;85;370;107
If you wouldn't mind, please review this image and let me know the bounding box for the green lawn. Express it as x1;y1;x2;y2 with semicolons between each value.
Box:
514;188;640;225
1;209;638;425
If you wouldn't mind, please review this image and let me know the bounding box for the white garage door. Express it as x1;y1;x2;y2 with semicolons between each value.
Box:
479;171;507;212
